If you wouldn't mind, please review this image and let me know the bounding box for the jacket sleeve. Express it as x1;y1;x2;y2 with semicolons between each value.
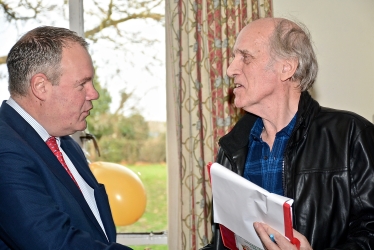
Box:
200;224;229;250
0;139;132;250
333;125;374;249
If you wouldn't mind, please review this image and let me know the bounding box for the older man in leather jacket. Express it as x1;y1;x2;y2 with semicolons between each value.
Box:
202;18;374;250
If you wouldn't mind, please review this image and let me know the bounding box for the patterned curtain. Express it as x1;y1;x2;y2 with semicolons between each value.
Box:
165;0;273;249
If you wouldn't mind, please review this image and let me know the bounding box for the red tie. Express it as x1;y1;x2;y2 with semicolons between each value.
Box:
46;137;81;190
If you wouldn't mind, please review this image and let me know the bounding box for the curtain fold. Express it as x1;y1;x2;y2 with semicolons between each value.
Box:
166;0;273;249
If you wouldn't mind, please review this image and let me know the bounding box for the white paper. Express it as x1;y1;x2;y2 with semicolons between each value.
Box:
211;162;294;249
235;234;263;250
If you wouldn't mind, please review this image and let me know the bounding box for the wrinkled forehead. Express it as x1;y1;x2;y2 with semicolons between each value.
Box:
233;26;271;55
233;19;277;52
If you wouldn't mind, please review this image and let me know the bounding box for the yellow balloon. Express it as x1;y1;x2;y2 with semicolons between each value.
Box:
89;161;147;226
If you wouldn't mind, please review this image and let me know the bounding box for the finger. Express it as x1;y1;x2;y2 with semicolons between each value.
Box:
293;229;313;250
253;222;280;249
255;222;300;250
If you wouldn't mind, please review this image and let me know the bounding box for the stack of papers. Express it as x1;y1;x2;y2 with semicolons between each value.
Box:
209;162;299;250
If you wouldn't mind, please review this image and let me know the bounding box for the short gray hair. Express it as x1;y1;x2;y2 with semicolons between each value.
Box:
269;19;318;91
7;26;89;96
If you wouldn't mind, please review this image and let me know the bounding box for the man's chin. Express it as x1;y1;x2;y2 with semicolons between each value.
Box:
73;121;88;134
80;121;88;131
234;100;244;109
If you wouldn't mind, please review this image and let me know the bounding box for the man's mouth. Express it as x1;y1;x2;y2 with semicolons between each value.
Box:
82;110;91;117
86;106;93;113
234;84;243;88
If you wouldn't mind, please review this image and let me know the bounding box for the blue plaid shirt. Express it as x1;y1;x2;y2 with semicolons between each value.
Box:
243;114;297;195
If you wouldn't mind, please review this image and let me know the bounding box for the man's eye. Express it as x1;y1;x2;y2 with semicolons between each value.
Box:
241;53;249;59
242;54;251;64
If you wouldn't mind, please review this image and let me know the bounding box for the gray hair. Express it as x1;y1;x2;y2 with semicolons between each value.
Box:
7;26;89;96
269;19;318;91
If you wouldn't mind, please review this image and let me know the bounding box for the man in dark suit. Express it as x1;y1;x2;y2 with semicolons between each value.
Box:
0;26;132;250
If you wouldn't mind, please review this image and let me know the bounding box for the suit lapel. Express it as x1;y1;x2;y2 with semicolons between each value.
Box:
62;137;116;242
94;184;117;242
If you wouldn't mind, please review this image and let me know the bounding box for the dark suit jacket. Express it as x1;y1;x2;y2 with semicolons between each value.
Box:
0;101;132;250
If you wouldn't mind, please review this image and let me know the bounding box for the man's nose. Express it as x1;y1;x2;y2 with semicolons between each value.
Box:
87;84;99;100
226;58;239;78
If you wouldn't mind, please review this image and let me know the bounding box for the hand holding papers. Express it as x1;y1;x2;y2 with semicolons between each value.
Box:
208;162;300;250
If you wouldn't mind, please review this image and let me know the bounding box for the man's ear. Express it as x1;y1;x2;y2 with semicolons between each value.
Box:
30;73;49;100
280;57;298;82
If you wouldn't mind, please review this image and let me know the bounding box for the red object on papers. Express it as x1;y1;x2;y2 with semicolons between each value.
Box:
206;162;300;250
219;224;238;250
283;203;301;249
207;162;213;183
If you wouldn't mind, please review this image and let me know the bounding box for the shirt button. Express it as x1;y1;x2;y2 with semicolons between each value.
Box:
263;156;268;160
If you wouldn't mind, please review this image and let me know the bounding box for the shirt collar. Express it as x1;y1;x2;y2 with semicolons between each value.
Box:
6;97;58;143
250;117;264;141
250;113;298;140
282;113;297;137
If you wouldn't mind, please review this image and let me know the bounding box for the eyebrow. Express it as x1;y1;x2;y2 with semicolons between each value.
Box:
76;76;93;84
232;49;255;59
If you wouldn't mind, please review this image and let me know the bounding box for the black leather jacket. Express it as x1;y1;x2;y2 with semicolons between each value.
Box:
202;92;374;250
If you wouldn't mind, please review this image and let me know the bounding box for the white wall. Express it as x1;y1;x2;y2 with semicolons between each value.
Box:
273;1;374;122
